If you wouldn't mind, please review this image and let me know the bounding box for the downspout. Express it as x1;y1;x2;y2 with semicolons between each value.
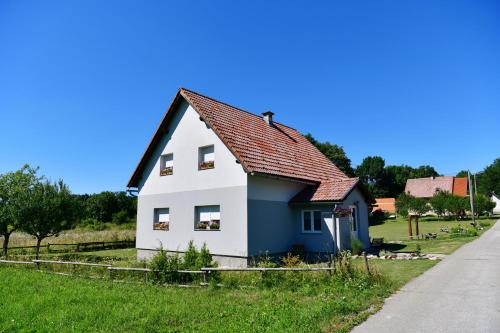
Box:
332;204;339;255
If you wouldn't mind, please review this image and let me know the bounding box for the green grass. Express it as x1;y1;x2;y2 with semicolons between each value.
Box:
0;259;435;333
369;216;496;254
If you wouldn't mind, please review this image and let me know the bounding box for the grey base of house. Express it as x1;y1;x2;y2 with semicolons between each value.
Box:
137;248;342;267
137;248;249;268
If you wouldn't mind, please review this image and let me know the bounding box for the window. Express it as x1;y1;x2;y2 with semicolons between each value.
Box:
198;145;214;170
195;205;220;230
160;153;173;176
302;210;322;233
153;208;170;231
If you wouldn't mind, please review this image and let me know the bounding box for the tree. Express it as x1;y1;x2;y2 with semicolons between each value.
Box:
474;194;496;216
430;190;450;219
396;192;413;217
0;165;39;257
22;180;75;259
355;156;389;198
408;197;429;217
446;195;468;220
456;170;468;178
477;158;500;195
305;134;355;176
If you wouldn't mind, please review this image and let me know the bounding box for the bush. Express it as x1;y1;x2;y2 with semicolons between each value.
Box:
111;210;129;225
479;221;491;228
351;238;364;255
449;225;478;238
281;253;301;268
79;218;105;231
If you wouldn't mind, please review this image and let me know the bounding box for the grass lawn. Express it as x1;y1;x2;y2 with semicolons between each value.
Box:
0;259;435;333
369;216;496;254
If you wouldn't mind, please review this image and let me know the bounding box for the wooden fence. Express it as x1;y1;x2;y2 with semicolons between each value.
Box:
0;258;343;284
7;239;136;253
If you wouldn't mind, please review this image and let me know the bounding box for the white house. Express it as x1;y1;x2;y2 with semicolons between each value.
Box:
490;193;500;215
127;88;370;267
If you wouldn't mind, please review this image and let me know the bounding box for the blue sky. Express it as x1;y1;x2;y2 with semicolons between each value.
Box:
1;1;499;194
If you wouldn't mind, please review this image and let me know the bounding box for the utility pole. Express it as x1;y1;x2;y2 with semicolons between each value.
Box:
474;173;477;195
468;170;476;226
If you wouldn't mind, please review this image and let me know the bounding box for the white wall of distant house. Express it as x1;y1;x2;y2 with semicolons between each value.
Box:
136;100;248;259
492;194;500;214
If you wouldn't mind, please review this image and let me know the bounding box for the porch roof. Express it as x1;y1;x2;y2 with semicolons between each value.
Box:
290;178;359;203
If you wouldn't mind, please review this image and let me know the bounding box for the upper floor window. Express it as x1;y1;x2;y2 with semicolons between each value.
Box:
195;205;220;230
153;208;170;231
302;210;322;233
160;153;173;176
198;145;214;170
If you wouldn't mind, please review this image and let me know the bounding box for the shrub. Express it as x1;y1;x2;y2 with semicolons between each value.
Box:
351;238;364;255
479;221;491;228
79;218;105;231
111;210;129;225
281;253;301;268
449;225;478;238
195;243;214;270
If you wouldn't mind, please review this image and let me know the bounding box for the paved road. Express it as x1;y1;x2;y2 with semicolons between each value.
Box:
352;219;500;333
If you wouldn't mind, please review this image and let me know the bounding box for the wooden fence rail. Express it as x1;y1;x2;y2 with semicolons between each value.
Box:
7;239;135;253
0;259;35;265
200;267;334;272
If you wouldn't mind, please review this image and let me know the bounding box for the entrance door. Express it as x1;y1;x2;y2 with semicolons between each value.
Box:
321;212;335;251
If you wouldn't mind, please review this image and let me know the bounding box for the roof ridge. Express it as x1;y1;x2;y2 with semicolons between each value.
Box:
180;87;297;131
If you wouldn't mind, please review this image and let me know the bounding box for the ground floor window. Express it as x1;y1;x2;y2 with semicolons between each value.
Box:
195;205;220;230
153;208;170;231
302;210;322;233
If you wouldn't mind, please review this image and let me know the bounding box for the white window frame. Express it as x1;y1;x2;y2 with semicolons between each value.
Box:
301;210;322;233
153;208;170;231
194;205;220;230
198;145;215;170
160;153;173;176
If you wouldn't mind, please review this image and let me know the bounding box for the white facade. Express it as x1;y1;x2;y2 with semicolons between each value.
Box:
491;194;500;215
134;98;370;266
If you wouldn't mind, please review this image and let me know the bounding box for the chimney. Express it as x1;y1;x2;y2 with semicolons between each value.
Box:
262;111;274;125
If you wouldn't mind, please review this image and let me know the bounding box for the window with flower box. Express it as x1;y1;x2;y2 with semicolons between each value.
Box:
198;145;214;170
195;205;220;230
160;153;173;176
153;208;170;231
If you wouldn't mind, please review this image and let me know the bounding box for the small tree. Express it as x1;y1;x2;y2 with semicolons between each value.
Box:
430;190;450;219
0;165;39;257
446;195;468;220
396;192;413;217
22;180;75;259
474;194;496;216
408;197;429;217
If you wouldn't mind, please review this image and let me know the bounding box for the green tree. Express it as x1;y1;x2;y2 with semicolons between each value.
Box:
430;190;451;219
477;158;500;195
0;165;39;257
22;180;76;259
355;156;389;198
474;194;496;216
305;134;355;176
396;192;412;217
456;170;468;178
446;195;468;220
408;197;429;217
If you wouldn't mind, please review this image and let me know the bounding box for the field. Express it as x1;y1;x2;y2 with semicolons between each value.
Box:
0;259;436;333
369;216;496;254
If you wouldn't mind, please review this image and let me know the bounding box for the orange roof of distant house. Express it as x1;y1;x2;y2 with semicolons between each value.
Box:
452;177;468;197
405;176;468;198
373;198;396;213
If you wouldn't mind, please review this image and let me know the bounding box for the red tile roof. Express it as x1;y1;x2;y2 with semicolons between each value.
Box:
290;178;359;202
452;177;468;197
128;88;359;202
405;176;468;198
373;198;396;213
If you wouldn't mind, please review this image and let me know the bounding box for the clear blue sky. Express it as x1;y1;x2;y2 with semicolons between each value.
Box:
1;1;499;194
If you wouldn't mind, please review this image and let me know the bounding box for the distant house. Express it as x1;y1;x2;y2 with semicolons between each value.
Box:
490;193;500;215
405;176;468;198
372;198;396;214
127;88;370;267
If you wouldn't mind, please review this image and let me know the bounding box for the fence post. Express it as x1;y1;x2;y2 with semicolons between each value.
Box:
108;268;113;281
328;254;333;276
47;243;50;253
363;252;371;276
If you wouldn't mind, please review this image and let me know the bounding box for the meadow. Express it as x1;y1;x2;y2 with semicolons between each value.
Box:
0;259;436;333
